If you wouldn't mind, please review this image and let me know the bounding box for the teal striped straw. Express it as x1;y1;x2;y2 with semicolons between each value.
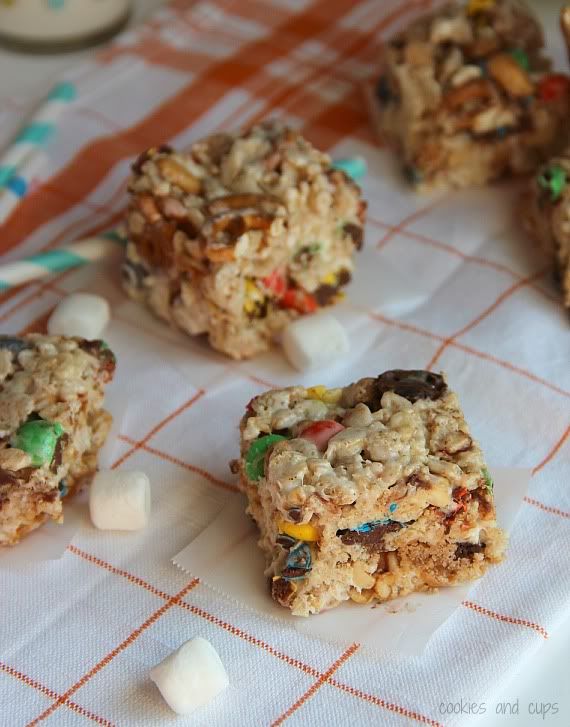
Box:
0;81;77;222
0;232;124;292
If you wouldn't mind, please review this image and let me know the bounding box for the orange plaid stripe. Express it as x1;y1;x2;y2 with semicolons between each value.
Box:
65;540;551;723
532;425;570;475
0;0;367;256
4;2;569;723
271;643;360;726
524;496;570;520
0;662;115;726
362;308;570;399
67;546;446;726
462;601;549;640
377;198;443;250
0;204;126;313
327;680;445;727
370;215;560;302
117;434;239;493
26;579;199;725
426;268;550;370
112;390;206;469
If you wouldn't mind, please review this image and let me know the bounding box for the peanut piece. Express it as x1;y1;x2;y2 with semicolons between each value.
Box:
138;194;161;223
386;552;399;573
374;574;395;600
404;41;433;66
487;53;534;98
352;561;376;589
349;587;375;604
442;430;472;454
157;157;201;194
443;79;496;110
450;65;482;87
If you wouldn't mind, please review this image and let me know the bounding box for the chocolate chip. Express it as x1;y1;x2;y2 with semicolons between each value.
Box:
376;76;393;104
314;284;338;306
471;488;493;518
178;219;200;239
135;219;177;267
375;370;447;403
341;377;378;409
281;566;307;579
229;459;239;474
314;269;352;306
337;269;352;286
407;473;431;489
337;521;402;549
0;336;31;355
78;339;104;357
14;467;36;480
287;508;302;523
343;223;364;250
121;259;149;290
78;341;116;377
403;165;422;186
276;534;296;549
51;433;68;472
272;429;290;438
271;577;295;607
455;542;485;560
0;468;19;487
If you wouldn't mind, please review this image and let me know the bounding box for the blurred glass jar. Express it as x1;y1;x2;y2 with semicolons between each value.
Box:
0;0;131;52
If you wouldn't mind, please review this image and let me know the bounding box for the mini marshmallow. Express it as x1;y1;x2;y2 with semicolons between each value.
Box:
150;637;229;715
48;293;110;340
282;313;349;371
89;470;150;531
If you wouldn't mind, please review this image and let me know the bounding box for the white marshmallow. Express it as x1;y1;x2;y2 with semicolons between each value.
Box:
48;293;110;340
150;637;229;715
282;313;349;371
89;470;150;531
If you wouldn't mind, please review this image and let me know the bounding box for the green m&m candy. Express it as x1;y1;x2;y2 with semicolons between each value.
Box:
245;434;287;481
12;419;64;467
537;164;567;202
509;48;529;71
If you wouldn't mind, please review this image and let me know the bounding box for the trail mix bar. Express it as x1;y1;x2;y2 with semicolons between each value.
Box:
521;144;570;308
0;335;115;546
122;122;365;360
234;370;506;616
371;0;570;193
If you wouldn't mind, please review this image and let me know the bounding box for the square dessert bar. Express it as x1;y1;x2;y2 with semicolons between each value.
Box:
122;122;365;360
372;0;570;192
522;145;570;308
235;370;506;616
0;335;115;546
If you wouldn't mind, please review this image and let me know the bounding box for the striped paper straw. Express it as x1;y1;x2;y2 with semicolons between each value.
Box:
0;233;124;292
0;81;77;223
332;156;367;182
0;151;47;222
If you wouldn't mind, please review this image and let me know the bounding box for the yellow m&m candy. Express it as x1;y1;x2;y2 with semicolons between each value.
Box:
467;0;494;15
278;520;320;542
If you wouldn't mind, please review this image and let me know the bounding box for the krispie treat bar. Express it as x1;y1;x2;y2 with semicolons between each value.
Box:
0;335;115;546
521;144;570;308
371;0;570;193
122;122;365;359
234;370;506;616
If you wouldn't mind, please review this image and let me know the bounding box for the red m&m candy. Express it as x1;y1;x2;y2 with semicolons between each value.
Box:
537;74;570;102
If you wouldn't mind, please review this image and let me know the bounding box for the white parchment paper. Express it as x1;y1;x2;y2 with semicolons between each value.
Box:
173;468;530;656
